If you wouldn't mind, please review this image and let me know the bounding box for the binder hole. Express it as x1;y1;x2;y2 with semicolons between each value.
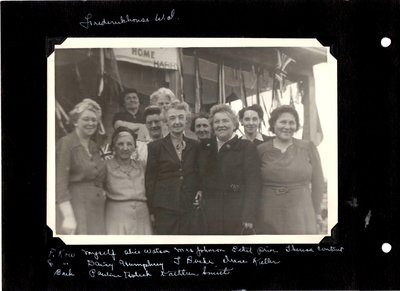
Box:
381;37;391;47
382;243;392;253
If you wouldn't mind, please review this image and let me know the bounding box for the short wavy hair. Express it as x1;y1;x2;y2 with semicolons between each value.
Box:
190;112;210;132
150;87;176;105
209;104;239;130
268;105;300;133
238;104;264;120
69;98;102;124
143;105;162;121
162;100;190;121
110;126;137;150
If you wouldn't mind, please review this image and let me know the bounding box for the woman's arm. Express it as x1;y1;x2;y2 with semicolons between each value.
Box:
56;137;77;234
135;141;148;168
56;137;72;204
309;141;325;214
144;142;158;215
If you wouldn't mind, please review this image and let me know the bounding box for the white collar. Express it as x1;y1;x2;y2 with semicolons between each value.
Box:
242;132;263;142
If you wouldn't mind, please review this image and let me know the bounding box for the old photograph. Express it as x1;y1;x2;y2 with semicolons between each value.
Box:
47;38;337;244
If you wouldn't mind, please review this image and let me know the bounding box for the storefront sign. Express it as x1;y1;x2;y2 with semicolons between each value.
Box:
114;48;178;70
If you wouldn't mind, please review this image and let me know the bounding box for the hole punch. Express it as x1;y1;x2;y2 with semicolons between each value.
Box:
382;243;392;253
381;37;391;48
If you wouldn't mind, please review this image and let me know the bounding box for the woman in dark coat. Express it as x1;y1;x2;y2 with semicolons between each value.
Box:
145;101;199;235
198;104;261;235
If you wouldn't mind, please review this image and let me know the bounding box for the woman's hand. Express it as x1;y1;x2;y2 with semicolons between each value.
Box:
242;222;253;229
58;201;77;235
316;214;323;233
194;191;202;206
62;215;77;235
150;214;155;225
316;214;323;224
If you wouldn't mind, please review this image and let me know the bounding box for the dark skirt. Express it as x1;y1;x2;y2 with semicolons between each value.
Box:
203;191;243;235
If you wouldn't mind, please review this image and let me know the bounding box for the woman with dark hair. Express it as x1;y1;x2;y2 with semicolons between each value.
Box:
238;104;272;145
104;127;152;235
56;99;106;235
143;105;163;142
112;89;148;141
257;105;324;234
190;112;211;140
198;104;261;235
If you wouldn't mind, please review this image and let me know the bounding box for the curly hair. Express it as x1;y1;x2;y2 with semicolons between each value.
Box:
209;104;239;130
69;98;102;124
143;105;162;121
162;100;190;121
150;87;176;105
268;105;300;133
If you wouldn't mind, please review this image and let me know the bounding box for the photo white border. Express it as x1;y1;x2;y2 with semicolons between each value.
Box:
47;38;337;245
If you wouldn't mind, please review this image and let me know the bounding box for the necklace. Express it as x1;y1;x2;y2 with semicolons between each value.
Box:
115;157;134;175
119;163;133;175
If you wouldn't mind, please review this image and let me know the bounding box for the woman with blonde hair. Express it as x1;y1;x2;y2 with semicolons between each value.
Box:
150;87;177;110
149;87;180;138
56;98;106;235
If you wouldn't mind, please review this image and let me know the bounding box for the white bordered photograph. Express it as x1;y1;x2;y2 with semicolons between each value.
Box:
47;38;337;245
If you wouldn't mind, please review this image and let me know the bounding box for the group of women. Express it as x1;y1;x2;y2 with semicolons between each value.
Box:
56;87;324;236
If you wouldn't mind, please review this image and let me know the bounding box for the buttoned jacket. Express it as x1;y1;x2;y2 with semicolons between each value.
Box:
145;135;199;213
198;136;261;223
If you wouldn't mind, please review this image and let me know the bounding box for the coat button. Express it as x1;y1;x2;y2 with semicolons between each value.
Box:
179;176;184;180
179;168;183;172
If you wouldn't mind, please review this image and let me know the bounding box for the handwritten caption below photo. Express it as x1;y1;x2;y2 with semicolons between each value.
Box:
47;245;344;279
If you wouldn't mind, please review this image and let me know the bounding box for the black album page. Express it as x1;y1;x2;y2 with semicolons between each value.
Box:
2;1;400;290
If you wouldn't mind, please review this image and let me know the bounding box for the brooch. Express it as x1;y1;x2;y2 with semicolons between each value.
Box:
230;184;240;192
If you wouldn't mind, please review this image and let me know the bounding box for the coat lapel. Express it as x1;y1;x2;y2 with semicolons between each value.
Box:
182;136;193;158
162;135;181;165
218;135;238;154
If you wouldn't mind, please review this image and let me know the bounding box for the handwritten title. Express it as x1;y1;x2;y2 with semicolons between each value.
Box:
79;9;176;29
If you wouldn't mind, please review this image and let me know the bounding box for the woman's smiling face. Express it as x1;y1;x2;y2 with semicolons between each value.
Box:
242;109;261;135
274;112;297;141
124;92;140;112
213;112;234;142
75;109;98;137
114;133;135;161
